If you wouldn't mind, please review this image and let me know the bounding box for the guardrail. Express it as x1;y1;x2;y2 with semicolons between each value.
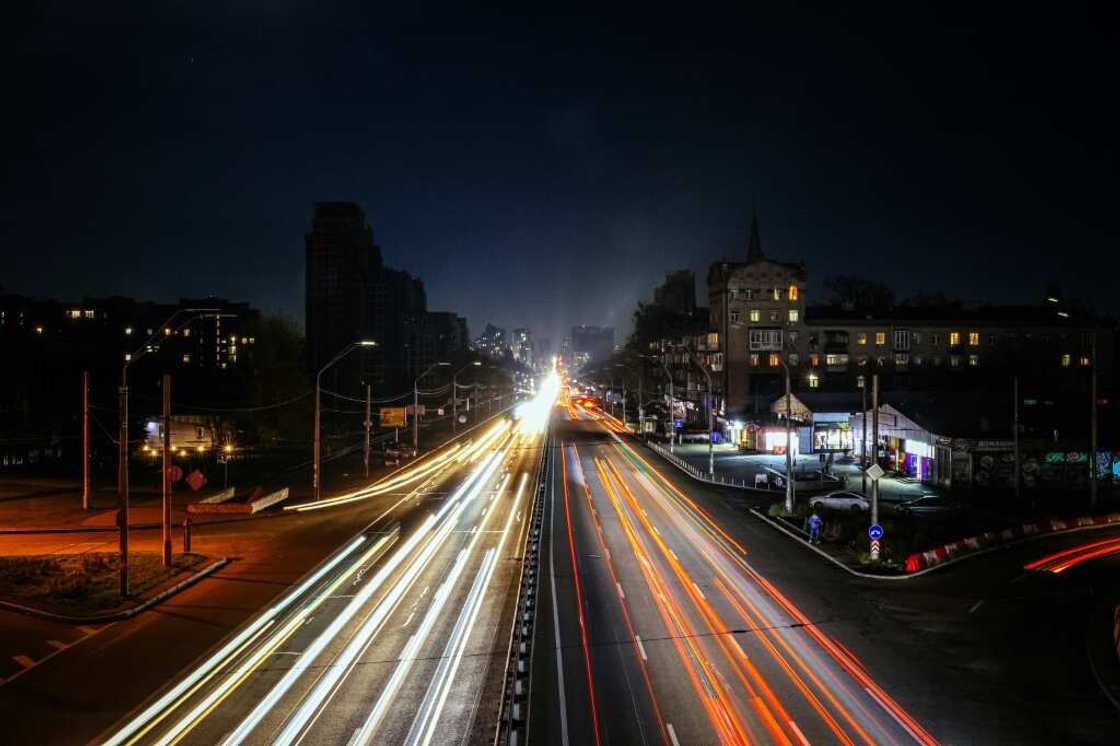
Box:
494;419;551;746
646;441;774;493
197;487;236;505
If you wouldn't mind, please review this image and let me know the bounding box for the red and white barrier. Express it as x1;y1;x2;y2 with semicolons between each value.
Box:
904;512;1120;573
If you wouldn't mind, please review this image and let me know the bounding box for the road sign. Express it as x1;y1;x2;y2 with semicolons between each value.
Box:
866;463;885;481
168;465;184;483
186;469;207;492
870;538;881;560
380;407;407;427
868;523;884;540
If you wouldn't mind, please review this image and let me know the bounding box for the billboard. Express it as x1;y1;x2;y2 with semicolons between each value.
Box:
380;407;407;428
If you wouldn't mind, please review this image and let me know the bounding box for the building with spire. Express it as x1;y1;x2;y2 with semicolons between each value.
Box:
707;210;807;416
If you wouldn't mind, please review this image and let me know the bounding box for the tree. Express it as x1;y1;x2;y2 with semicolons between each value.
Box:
823;275;895;311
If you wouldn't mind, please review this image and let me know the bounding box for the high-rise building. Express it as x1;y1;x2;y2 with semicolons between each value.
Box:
369;266;426;392
305;202;378;392
473;323;508;359
512;328;534;368
570;325;615;367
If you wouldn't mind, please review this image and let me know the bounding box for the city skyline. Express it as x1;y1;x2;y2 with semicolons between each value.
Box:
5;4;1116;347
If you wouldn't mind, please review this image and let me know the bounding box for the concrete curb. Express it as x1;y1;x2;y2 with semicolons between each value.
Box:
0;557;230;624
748;507;1120;582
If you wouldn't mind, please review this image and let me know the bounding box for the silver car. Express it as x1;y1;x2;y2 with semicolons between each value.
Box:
809;491;870;512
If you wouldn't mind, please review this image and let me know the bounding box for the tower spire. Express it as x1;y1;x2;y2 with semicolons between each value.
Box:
747;208;764;262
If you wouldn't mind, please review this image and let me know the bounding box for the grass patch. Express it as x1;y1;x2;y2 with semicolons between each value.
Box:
0;551;209;615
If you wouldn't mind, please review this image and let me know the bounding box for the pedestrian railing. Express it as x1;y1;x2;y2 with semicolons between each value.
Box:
645;441;775;493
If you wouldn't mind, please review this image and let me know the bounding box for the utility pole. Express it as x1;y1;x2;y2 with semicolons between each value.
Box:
871;373;880;528
1013;376;1020;501
860;379;867;495
118;367;129;596
161;374;172;567
638;365;644;436
364;384;372;479
1090;332;1098;510
784;363;793;513
82;370;90;511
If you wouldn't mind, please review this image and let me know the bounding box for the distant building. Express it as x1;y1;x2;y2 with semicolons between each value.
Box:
570;325;615;367
305;202;377;392
411;311;470;373
512;328;534;368
474;323;509;360
369;266;426;392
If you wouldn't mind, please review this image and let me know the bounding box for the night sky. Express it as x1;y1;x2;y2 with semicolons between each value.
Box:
5;3;1117;345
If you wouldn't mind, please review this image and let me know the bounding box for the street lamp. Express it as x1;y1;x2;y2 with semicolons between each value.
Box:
414;361;451;451
453;361;482;433
682;349;715;477
315;340;377;500
220;443;234;490
117;307;222;597
646;353;675;452
777;356;795;513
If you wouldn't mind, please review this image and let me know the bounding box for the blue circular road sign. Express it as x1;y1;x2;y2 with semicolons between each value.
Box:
868;524;884;540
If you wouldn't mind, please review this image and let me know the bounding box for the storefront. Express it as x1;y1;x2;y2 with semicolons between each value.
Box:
812;413;853;453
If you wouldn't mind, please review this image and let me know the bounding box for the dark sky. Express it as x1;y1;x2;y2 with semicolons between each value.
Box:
4;2;1117;345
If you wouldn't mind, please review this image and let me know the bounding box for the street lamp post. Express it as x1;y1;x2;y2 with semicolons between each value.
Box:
683;350;715;477
778;358;794;513
315;340;377;501
654;355;675;452
453;361;482;433
414;361;451;452
117;307;221;597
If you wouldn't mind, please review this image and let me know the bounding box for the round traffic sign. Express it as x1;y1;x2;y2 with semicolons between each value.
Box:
868;523;884;540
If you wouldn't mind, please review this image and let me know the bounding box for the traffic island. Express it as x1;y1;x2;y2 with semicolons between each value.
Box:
0;551;226;622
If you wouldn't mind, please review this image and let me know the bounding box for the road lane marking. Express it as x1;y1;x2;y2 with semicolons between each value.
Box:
548;442;571;746
667;723;681;746
788;720;810;746
692;581;706;600
634;635;648;661
968;600;984;614
46;640;68;651
13;655;35;669
616;582;625;600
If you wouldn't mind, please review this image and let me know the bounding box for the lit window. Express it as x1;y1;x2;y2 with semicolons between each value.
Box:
182;354;192;363
1061;354;1071;367
84;309;95;319
750;354;760;367
788;309;799;323
968;331;980;346
248;337;255;344
124;353;132;362
768;353;780;367
183;328;190;337
809;354;820;367
1079;355;1090;367
241;337;248;344
969;354;979;367
895;353;909;368
67;309;81;319
949;332;961;346
950;355;961;368
875;332;886;345
856;355;868;367
825;353;849;366
34;325;44;334
788;285;799;301
164;327;172;336
808;373;819;388
124;327;133;335
749;309;760;322
857;333;867;346
772;287;781;301
857;375;865;389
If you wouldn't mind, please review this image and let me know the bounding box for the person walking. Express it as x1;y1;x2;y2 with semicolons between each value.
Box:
808;511;823;545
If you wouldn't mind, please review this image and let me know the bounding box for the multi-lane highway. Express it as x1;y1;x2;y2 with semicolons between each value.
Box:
101;376;559;746
530;398;939;745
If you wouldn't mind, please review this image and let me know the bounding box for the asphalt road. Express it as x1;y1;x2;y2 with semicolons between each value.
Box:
530;403;1120;745
97;412;544;746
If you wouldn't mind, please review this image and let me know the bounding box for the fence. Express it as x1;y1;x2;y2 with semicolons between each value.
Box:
645;441;774;493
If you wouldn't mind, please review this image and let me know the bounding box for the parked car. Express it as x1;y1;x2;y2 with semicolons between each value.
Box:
896;495;963;516
809;491;870;512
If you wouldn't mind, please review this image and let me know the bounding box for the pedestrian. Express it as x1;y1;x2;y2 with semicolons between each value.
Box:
808;511;823;545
